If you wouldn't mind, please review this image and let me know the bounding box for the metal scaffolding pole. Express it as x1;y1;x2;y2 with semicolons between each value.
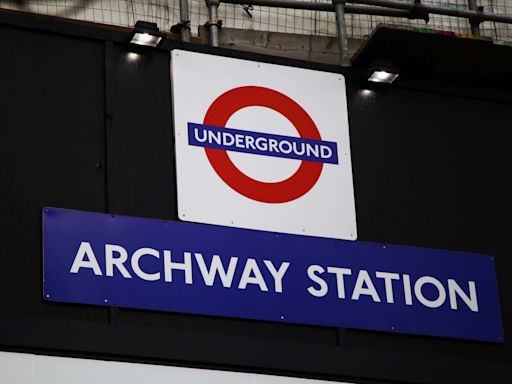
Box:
179;0;191;42
333;0;350;67
206;0;221;47
209;0;512;64
468;0;480;35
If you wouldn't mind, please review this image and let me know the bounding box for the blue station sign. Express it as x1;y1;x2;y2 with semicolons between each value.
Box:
42;208;503;342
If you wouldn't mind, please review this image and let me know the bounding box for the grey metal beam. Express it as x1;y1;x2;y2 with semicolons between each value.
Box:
220;0;512;25
346;0;512;24
220;0;426;20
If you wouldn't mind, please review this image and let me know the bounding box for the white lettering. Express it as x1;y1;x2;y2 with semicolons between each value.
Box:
320;145;333;159
292;142;305;155
307;265;328;297
263;260;290;293
105;244;131;278
414;276;446;308
327;267;352;299
268;138;279;153
195;253;238;288
208;130;221;145
194;127;207;143
352;270;381;302
255;137;267;151
305;143;319;158
448;279;478;312
70;241;102;276
245;136;256;150
163;250;192;284
278;140;292;154
403;274;413;305
222;132;234;146
131;248;160;281
238;259;268;291
235;134;244;148
375;271;400;303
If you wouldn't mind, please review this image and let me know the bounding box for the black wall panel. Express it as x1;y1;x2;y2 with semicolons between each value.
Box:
0;25;107;323
0;15;510;384
105;42;177;219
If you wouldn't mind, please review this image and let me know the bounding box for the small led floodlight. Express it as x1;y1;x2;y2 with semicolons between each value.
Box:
368;70;399;84
130;21;164;47
367;60;400;84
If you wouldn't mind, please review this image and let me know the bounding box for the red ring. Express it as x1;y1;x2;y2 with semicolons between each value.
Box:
204;86;323;203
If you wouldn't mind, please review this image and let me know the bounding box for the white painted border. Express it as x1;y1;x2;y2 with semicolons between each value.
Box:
0;351;350;384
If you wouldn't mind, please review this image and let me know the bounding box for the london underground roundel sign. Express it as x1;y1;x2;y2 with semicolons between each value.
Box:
171;50;357;240
204;86;323;204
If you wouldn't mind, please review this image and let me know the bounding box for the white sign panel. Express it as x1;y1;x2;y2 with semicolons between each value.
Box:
171;50;357;240
0;351;352;384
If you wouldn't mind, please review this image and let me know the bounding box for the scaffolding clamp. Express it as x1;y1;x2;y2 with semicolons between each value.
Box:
205;19;223;29
170;20;191;35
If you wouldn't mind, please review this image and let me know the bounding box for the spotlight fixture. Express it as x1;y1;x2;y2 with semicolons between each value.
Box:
367;60;400;84
130;21;164;47
368;70;399;84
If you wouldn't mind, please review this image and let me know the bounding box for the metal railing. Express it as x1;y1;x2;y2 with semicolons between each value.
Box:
199;0;512;65
2;1;512;64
